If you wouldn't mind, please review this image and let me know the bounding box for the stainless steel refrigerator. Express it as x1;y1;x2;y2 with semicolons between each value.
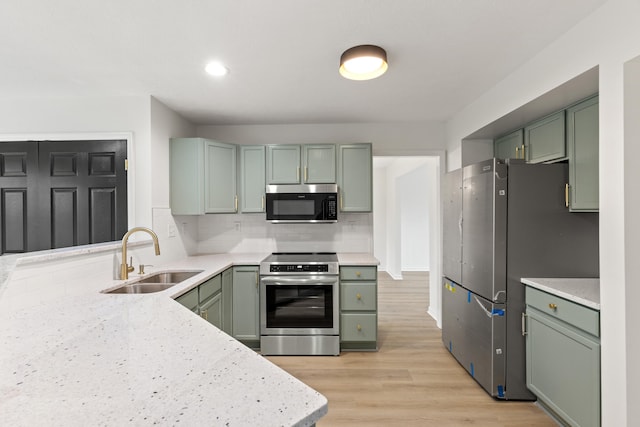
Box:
442;158;599;400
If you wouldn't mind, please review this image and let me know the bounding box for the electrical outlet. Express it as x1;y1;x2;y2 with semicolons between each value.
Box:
167;223;177;238
234;221;241;232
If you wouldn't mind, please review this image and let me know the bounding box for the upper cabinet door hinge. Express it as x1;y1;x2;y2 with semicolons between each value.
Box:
125;159;129;171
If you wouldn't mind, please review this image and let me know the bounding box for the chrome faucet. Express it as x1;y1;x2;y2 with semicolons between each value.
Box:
120;227;161;280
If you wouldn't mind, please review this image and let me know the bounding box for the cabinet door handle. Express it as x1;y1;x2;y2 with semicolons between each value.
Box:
201;310;208;321
521;144;526;160
261;195;264;211
521;312;527;336
565;183;570;208
304;166;308;182
234;195;238;212
296;166;300;182
515;146;519;158
340;195;344;211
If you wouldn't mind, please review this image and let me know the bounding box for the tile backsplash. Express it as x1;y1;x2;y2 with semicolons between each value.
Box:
195;212;372;254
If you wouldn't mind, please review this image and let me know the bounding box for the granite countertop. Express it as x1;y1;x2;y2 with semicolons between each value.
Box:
520;277;600;310
0;253;329;426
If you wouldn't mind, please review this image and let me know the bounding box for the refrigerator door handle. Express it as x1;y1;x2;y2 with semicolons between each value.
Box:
521;312;528;336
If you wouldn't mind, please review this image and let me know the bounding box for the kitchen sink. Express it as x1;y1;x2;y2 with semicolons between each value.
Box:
105;283;178;294
102;270;204;294
135;271;203;284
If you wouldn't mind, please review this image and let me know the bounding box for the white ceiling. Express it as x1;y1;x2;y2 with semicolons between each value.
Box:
0;0;606;126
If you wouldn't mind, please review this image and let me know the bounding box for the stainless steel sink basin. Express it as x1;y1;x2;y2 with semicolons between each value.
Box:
102;270;204;294
135;271;203;284
106;283;178;294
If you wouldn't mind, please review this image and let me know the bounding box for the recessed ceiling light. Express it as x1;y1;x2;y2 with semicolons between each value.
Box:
205;61;229;77
339;45;388;81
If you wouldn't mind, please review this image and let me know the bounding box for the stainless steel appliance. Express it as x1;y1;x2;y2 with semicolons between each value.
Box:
260;252;340;355
442;158;599;400
265;184;338;223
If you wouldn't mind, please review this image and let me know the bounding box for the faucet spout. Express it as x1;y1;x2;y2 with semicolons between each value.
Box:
120;227;161;280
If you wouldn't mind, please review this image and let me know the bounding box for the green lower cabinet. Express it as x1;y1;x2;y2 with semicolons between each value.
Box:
526;287;600;427
176;287;198;313
232;266;260;348
200;292;222;329
221;267;233;335
339;266;378;351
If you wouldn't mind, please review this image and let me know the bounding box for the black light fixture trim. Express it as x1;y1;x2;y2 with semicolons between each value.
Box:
339;44;388;80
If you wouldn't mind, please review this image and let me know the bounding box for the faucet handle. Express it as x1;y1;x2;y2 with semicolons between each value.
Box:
127;257;135;274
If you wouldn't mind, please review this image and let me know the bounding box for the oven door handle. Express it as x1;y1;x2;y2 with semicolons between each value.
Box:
260;276;337;285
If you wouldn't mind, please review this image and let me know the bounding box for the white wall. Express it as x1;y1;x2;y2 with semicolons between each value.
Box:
444;0;640;424
623;53;640;424
149;97;199;259
399;165;430;271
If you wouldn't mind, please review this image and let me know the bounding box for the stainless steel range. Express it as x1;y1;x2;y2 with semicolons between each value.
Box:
259;252;340;356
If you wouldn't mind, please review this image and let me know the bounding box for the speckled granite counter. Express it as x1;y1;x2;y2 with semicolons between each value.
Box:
520;277;600;310
0;253;327;426
336;252;379;266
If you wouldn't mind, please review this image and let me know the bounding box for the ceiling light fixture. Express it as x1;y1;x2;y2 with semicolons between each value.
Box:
205;61;229;77
339;45;388;81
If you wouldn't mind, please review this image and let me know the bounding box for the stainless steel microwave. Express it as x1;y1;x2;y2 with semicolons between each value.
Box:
265;184;338;223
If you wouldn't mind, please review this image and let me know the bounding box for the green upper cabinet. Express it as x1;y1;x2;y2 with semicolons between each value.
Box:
239;145;266;212
566;95;599;212
338;143;373;212
170;137;237;215
170;138;206;215
266;144;336;184
524;111;566;163
205;140;237;213
302;144;336;183
266;145;301;184
494;129;524;160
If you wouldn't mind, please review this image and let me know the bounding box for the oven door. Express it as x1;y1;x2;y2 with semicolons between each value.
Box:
260;276;339;335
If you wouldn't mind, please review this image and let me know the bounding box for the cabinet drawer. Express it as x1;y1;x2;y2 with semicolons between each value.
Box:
340;266;377;281
526;286;599;337
341;313;377;342
176;287;198;311
199;274;222;302
341;283;376;311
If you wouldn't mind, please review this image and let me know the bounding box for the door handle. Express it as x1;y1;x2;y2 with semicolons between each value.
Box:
565;184;570;208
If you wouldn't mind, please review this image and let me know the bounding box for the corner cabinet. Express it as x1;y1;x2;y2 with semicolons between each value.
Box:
338;144;373;212
340;266;378;350
170;138;237;214
232;266;260;348
239;145;266;213
566;95;599;212
525;286;600;427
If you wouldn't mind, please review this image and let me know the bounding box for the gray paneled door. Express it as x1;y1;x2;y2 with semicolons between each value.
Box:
0;140;127;254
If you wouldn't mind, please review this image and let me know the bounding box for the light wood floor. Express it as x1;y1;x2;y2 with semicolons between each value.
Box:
266;271;556;426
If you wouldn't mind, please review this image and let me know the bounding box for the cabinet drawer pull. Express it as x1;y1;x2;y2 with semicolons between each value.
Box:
356;271;361;277
357;324;362;331
356;293;362;300
549;303;558;310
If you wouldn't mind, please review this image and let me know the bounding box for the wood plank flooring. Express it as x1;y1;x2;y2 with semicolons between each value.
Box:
266;271;556;426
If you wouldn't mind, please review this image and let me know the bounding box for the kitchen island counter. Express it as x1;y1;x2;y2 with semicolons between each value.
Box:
0;253;327;426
